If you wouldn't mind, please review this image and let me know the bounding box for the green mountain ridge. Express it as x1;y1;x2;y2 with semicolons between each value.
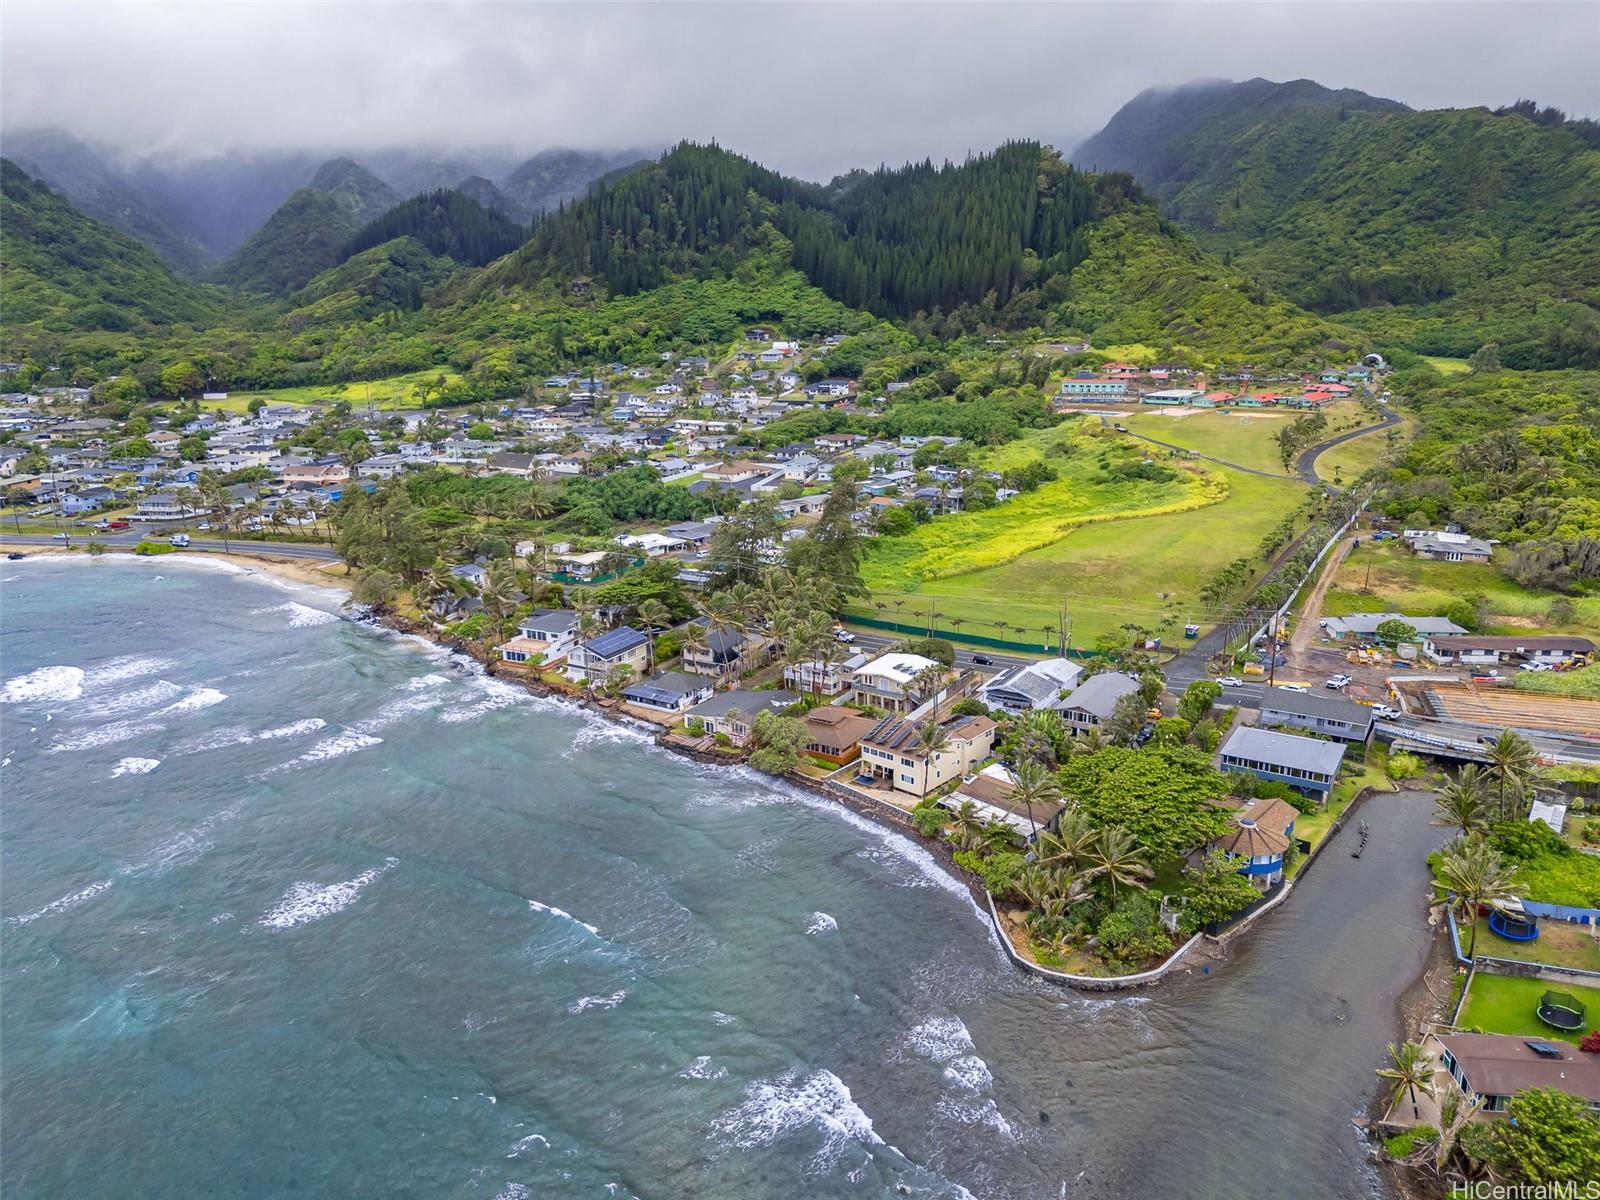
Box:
0;158;221;331
1073;78;1600;367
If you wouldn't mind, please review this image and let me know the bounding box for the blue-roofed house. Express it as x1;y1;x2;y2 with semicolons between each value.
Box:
1219;726;1346;799
565;626;651;684
621;671;714;714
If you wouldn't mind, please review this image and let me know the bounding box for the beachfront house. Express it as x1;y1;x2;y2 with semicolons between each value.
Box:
621;671;715;715
857;713;997;799
687;689;801;747
1211;795;1300;888
799;705;878;765
1419;1032;1600;1120
784;651;868;698
565;626;651;685
682;624;770;681
945;763;1063;840
978;658;1083;715
1219;726;1345;799
499;609;581;666
1257;687;1373;743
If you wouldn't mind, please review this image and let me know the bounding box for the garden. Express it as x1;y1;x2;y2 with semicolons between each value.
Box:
1457;973;1600;1045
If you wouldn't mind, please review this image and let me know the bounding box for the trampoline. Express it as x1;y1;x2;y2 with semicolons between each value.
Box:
1489;910;1539;942
1537;990;1588;1032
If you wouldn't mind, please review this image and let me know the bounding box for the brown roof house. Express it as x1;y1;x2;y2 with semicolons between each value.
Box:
800;705;878;765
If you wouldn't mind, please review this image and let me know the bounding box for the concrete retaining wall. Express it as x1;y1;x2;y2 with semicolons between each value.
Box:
985;894;1206;991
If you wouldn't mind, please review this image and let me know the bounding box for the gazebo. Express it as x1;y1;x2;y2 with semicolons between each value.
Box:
1536;990;1588;1032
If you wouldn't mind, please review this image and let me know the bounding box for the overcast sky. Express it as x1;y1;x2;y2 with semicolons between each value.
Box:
3;1;1595;178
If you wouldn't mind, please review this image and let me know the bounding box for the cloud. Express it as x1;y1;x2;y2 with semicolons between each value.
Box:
2;0;1595;178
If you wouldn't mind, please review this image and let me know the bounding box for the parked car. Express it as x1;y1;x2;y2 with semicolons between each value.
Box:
107;520;130;530
1373;704;1401;719
1216;675;1244;688
833;629;856;644
971;654;994;666
170;534;190;548
1518;662;1553;672
93;519;110;530
1279;682;1309;693
1324;674;1352;689
1132;722;1155;747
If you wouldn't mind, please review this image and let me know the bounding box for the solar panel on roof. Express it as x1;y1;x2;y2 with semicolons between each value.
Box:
1524;1040;1565;1058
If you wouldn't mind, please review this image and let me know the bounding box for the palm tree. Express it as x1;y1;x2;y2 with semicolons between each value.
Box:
945;800;989;853
636;598;672;673
1033;809;1099;874
1433;836;1520;959
1432;765;1489;837
1485;728;1538;822
1085;825;1153;899
678;619;710;669
522;488;555;522
1009;759;1063;839
916;719;950;758
1375;1041;1436;1122
416;562;454;617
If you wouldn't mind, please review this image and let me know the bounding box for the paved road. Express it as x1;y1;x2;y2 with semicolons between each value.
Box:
839;630;1033;677
1113;407;1401;489
0;532;340;562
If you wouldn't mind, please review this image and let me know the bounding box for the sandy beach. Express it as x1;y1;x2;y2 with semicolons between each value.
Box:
0;542;353;595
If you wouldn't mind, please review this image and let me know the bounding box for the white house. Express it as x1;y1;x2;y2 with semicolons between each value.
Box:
848;652;941;713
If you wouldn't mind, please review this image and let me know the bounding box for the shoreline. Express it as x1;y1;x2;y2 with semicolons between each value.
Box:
0;541;354;595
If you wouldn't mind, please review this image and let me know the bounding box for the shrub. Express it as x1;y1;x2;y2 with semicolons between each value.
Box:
1580;1030;1600;1055
1387;751;1425;781
913;802;948;838
133;541;176;556
1095;894;1172;966
713;732;733;748
1383;1126;1437;1159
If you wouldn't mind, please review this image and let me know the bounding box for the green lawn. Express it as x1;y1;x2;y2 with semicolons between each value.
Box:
1515;665;1600;700
210;368;464;413
1322;541;1600;635
855;464;1305;649
1121;408;1296;475
1421;355;1472;375
1467;915;1600;972
1291;761;1393;867
1309;412;1412;485
1457;973;1600;1044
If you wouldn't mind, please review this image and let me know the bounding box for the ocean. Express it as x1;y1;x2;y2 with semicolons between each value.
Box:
1;555;1443;1198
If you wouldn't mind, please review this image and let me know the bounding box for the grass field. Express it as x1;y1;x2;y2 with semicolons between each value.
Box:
206;368;464;413
1468;915;1600;973
1122;408;1295;475
1321;541;1600;636
854;459;1305;649
1515;665;1600;699
1309;412;1413;485
1457;973;1600;1044
1421;355;1472;375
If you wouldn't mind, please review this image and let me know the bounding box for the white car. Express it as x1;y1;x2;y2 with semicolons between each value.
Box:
1518;662;1552;672
1279;683;1310;693
1325;674;1352;689
1216;676;1245;688
833;630;856;644
1373;704;1401;720
51;532;70;541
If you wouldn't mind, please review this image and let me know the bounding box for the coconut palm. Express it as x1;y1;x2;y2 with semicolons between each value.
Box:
1009;759;1063;839
678;619;710;666
636;598;672;673
1375;1041;1436;1122
416;562;454;616
945;800;989;853
1432;765;1489;837
1484;728;1538;822
916;719;950;758
1085;825;1153;898
522;488;556;522
1014;709;1068;768
1432;835;1520;959
1033;809;1099;874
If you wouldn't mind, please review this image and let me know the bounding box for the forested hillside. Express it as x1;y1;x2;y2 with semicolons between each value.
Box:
216;158;401;295
342;190;525;266
0;158;220;331
1074;80;1600;367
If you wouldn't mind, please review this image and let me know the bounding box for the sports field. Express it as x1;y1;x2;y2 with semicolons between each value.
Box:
205;368;464;413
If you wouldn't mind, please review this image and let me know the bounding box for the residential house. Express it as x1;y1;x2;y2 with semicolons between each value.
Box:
1220;726;1345;799
1421;1032;1600;1119
551;550;609;580
58;486;117;515
799;705;878;764
1058;671;1140;731
682;624;769;681
687;689;801;746
565;626;651;684
701;460;769;484
499;609;581;665
1140;389;1204;406
785;651;868;698
486;452;544;477
849;652;942;714
1421;634;1594;668
945;763;1062;839
1211;794;1299;887
1057;377;1129;400
134;493;199;522
663;520;719;547
857;713;998;799
1257;687;1373;743
1405;529;1493;563
622;671;715;714
282;462;352;490
978;658;1084;714
615;532;687;558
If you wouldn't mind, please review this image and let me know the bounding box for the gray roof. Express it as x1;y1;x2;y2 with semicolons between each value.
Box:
519;608;579;637
622;671;708;704
981;659;1083;706
1411;533;1492;556
1061;671;1139;719
1221;726;1347;776
1258;687;1373;727
688;689;800;720
1323;612;1467;638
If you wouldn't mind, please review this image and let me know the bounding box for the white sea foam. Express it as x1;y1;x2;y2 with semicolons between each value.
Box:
134;804;241;875
210;912;236;925
567;989;627;1014
1;665;85;704
157;687;227;716
942;1055;994;1094
493;1185;530;1200
47;716;157;753
805;911;838;936
709;1069;883;1173
934;1096;1018;1140
678;1056;728;1080
712;1011;736;1026
527;899;599;935
7;878;114;926
506;1133;548;1158
111;757;160;777
274;730;383;771
80;679;185;718
82;656;177;689
258;857;398;930
257;717;326;740
271;601;340;628
436;677;527;725
903;1014;975;1064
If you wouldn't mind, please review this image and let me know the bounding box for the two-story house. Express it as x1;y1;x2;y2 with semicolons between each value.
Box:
857;713;997;799
784;651;868;698
1220;726;1346;799
1257;687;1373;743
848;652;942;714
565;626;651;684
499;609;581;666
1211;794;1300;887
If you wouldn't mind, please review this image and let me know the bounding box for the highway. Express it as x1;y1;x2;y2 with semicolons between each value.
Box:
0;532;340;562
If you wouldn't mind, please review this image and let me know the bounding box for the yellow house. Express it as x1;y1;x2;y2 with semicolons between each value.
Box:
858;714;997;798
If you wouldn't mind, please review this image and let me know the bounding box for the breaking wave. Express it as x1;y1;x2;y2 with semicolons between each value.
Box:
528;899;599;935
258;858;399;930
111;757;160;777
709;1069;883;1173
1;665;85;704
567;989;628;1014
7;879;114;927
